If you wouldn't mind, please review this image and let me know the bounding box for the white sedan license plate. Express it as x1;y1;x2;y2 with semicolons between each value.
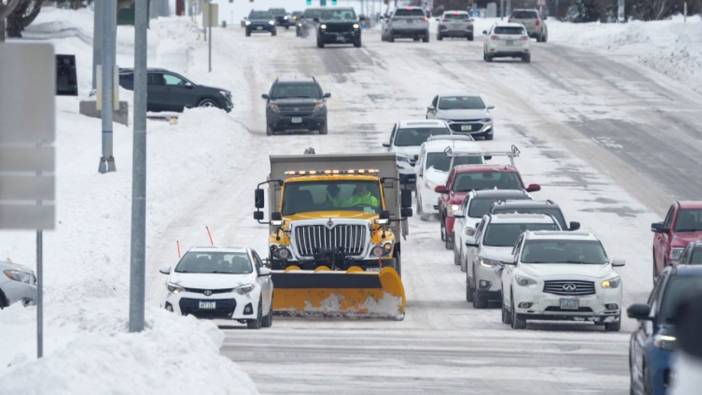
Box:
560;298;579;310
199;301;216;310
461;125;472;131
291;116;303;124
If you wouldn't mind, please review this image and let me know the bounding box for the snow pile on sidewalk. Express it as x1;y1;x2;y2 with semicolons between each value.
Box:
549;15;702;92
0;305;257;395
1;8;258;394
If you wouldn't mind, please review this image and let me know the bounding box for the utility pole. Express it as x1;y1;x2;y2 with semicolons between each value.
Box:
91;0;103;90
0;0;21;42
208;0;212;73
98;0;117;173
129;0;148;333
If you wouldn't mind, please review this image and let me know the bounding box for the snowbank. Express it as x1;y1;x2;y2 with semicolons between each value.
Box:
1;8;258;394
549;15;702;93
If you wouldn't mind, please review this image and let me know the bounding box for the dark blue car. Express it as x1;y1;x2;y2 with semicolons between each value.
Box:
628;265;702;395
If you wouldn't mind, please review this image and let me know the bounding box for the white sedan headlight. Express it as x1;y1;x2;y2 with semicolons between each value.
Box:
166;282;184;293
234;283;256;295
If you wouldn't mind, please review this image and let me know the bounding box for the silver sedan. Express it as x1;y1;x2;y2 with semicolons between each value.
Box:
0;260;37;308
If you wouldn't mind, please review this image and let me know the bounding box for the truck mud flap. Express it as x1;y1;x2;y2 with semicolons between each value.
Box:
271;266;406;319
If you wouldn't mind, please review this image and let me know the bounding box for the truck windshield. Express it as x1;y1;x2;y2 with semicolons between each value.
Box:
453;171;522;192
426;152;482;172
483;223;558;247
321;8;356;21
395;128;449;147
175;252;253;274
521;240;608;264
282;180;382;215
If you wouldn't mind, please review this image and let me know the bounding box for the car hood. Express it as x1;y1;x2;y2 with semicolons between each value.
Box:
393;146;421;159
198;85;227;94
436;108;490;120
518;263;614;279
672;231;702;247
479;246;513;262
168;272;256;289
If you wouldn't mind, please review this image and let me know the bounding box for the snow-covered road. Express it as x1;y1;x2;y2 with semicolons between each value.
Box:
206;23;701;394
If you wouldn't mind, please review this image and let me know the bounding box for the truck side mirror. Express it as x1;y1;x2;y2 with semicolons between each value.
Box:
271;212;282;221
253;211;264;221
401;207;413;218
255;188;265;209
380;210;390;220
401;189;412;209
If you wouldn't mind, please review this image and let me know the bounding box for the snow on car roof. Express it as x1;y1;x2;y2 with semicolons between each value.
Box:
188;246;250;254
493;22;527;28
494;199;558;208
398;119;448;128
524;231;598;241
423;138;480;152
489;213;559;224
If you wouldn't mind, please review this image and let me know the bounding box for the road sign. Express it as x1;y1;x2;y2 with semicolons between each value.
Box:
0;42;56;230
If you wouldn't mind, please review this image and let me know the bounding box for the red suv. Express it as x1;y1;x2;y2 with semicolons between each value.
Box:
435;164;540;249
652;201;702;279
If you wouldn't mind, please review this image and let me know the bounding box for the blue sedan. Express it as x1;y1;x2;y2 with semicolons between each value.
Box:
628;265;702;395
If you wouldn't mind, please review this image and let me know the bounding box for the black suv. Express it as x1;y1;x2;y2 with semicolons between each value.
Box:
119;68;232;112
268;8;292;29
246;10;276;36
262;77;330;135
317;7;361;48
490;199;581;231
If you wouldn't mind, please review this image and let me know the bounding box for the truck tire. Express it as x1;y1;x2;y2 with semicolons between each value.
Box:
354;36;362;47
523;54;531;63
468;33;473;41
246;30;251;37
317;38;324;48
393;247;402;277
388;32;394;42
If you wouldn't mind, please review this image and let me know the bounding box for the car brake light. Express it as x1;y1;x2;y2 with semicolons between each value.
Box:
535;19;540;26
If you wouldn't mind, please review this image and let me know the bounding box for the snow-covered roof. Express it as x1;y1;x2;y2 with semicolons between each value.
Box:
524;231;598;241
397;119;449;128
489;213;559;225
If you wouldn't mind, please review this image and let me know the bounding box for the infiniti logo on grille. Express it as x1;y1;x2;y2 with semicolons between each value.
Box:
203;290;213;296
562;283;577;292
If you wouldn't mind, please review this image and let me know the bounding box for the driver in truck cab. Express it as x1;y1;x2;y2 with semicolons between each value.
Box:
341;183;380;209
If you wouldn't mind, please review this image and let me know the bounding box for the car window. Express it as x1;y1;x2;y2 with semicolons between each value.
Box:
148;73;165;86
492;206;567;229
175;251;253;274
494;26;526;35
659;275;702;323
691;249;702;265
271;82;322;99
468;196;528;218
303;9;322;18
511;11;538;19
393;8;425;17
451;155;484;167
163;73;186;86
438;96;485;110
674;209;702;232
453;171;523;192
483;222;559;247
395;128;450;147
521;240;609;264
443;13;469;20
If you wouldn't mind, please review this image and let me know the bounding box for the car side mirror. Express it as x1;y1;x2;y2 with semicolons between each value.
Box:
255;188;265;209
627;303;652;321
426;106;434;112
483;155;493;160
401;189;412;209
487;105;495;110
184;82;194;89
454;214;464;219
465;241;478;247
323;92;331;99
611;258;626;267
569;221;581;231
482;30;488;35
259;266;272;276
526;184;541;192
435;185;449;194
650;222;668;233
261;94;270;100
501;259;516;266
382;142;390;148
158;266;170;275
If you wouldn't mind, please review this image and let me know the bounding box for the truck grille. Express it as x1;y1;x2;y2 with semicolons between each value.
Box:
324;23;354;33
543;280;596;296
294;224;368;258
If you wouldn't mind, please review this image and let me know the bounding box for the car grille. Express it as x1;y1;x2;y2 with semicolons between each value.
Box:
448;121;484;133
279;104;316;115
543;280;596;296
179;298;236;318
183;287;234;295
293;223;368;258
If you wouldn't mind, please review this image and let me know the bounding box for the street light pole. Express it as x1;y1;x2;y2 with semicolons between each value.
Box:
129;0;148;333
98;0;116;173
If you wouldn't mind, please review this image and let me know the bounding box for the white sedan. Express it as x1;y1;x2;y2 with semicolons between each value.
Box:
160;247;274;329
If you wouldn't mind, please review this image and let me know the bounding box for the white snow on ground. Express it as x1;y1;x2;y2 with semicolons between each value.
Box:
0;9;257;394
549;15;702;93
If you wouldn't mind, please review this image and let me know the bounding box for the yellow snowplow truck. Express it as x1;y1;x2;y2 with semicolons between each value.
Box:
253;153;413;319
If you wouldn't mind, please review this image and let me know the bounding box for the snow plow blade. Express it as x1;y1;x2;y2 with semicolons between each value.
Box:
272;266;406;319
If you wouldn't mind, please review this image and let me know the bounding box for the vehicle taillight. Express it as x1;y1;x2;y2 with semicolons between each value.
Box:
535;19;540;26
490;35;499;40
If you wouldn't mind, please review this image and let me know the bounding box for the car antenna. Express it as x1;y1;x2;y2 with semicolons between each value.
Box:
205;226;215;246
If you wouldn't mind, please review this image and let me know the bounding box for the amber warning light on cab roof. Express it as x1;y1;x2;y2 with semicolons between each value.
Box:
284;169;380;176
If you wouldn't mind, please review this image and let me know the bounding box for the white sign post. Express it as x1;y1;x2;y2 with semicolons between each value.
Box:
0;42;56;359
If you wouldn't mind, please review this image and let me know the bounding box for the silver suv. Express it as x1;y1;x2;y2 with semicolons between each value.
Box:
381;7;430;42
508;9;548;42
437;10;473;41
0;260;36;308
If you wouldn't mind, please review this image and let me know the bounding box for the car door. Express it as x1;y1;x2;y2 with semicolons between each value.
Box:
146;72;169;111
163;72;196;111
252;251;272;312
654;205;675;270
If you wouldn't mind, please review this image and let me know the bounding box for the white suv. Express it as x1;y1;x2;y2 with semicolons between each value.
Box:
415;135;482;218
482;22;531;63
426;94;495;140
381;6;430;42
383;120;452;190
500;231;625;331
464;213;561;309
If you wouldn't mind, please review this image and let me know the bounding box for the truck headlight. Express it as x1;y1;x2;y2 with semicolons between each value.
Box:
601;276;621;289
372;243;393;258
234;283;256;295
269;103;280;112
653;334;676;351
670;247;684;262
166;282;184;293
273;247;291;260
515;274;537;286
448;204;461;216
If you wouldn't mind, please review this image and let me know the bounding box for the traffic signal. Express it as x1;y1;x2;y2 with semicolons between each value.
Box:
331;0;337;4
306;0;311;4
